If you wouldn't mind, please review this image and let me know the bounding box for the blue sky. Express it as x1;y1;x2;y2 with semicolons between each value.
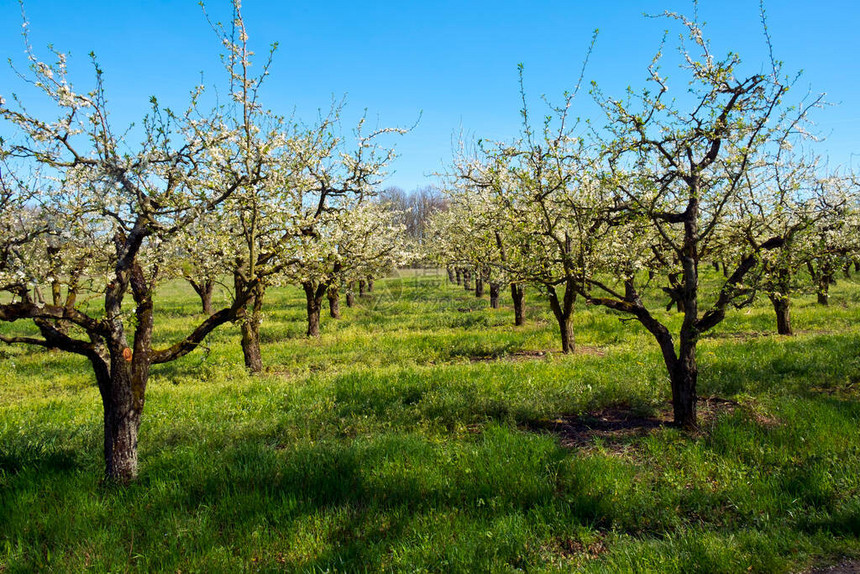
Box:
1;1;858;191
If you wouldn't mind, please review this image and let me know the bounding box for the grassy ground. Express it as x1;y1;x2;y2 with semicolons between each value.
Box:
1;269;859;573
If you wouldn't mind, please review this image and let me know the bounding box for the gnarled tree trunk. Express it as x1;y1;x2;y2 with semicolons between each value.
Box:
328;285;341;319
652;262;699;429
668;342;698;429
303;281;328;337
511;283;525;326
489;282;500;309
546;281;575;354
93;351;142;483
189;278;215;315
235;277;265;373
346;281;355;307
769;294;793;335
817;273;833;306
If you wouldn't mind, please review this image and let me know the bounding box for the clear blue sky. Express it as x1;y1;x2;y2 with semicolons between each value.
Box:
1;1;858;191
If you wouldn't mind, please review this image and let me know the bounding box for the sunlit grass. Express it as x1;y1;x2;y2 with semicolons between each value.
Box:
1;269;859;572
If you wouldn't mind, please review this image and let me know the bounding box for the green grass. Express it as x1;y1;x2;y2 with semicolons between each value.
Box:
1;269;859;572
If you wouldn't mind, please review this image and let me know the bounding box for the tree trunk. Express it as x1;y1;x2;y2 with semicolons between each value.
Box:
51;279;62;307
668;346;698;429
844;262;852;279
103;398;141;483
546;282;575;354
649;306;698;429
240;283;265;373
189;279;214;316
557;314;573;353
359;280;367;297
100;258;155;482
346;282;355;307
304;281;327;337
475;275;484;297
624;277;637;301
447;267;456;283
489;282;500;309
463;269;472;291
455;268;462;285
676;236;700;428
328;285;341;319
101;380;141;482
367;276;375;293
769;294;793;336
90;350;143;483
817;273;833;306
200;285;213;316
511;283;525;326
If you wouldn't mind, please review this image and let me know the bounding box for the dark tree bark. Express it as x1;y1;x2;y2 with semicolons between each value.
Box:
455;268;462;285
346;281;355;307
669;340;698;429
463;268;472;290
546;280;576;354
489;282;501;309
807;260;833;306
188;278;215;316
358;280;367;297
241;283;265;373
769;294;793;335
233;273;265;373
447;266;456;283
366;276;374;293
303;281;328;337
328;285;341;319
663;273;686;313
475;275;484;297
511;283;525;326
624;277;637;301
817;272;834;306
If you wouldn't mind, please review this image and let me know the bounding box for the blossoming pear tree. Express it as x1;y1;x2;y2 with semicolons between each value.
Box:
446;62;611;353
0;3;277;481
283;195;407;337
585;9;819;427
803;172;860;305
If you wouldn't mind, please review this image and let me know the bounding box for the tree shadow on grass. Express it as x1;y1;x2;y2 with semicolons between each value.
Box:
0;445;82;477
22;427;562;572
520;398;738;454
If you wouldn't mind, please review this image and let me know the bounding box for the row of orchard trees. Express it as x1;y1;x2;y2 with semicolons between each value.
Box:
428;13;860;429
0;3;407;481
